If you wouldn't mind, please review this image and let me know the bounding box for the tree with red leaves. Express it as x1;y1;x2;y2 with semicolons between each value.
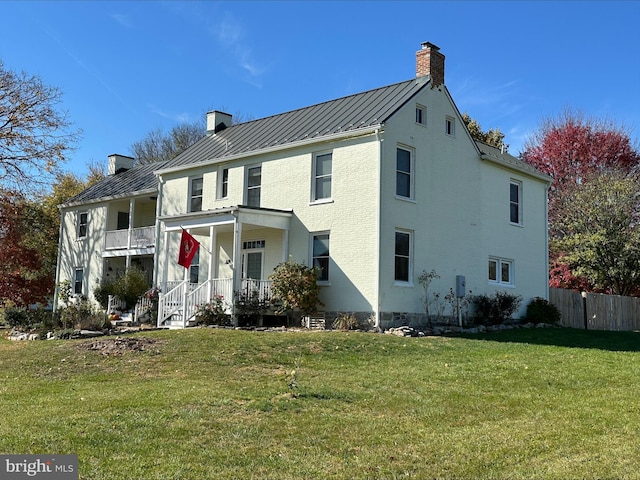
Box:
0;189;53;306
522;109;640;293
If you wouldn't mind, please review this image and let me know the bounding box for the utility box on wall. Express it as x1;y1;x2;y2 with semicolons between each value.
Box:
456;275;466;298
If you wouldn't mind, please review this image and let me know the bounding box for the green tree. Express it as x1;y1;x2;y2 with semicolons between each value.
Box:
269;259;323;317
553;171;640;296
0;60;81;191
461;112;507;151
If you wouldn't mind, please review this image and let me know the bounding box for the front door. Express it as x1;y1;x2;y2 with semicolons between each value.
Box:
241;240;265;280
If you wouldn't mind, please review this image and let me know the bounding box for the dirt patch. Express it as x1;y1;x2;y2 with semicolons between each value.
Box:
76;336;164;356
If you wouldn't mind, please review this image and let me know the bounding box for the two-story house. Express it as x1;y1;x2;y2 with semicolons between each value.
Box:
55;42;551;329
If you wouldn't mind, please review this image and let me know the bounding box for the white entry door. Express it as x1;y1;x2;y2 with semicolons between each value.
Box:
241;240;265;280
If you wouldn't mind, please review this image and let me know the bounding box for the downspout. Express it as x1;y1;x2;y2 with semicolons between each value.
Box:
374;128;383;331
545;181;551;300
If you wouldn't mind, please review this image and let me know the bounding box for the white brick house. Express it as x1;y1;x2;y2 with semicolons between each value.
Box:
55;42;551;329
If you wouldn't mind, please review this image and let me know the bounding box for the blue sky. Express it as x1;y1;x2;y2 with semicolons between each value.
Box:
2;1;639;179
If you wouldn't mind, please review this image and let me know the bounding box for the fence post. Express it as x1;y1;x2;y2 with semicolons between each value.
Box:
581;291;588;330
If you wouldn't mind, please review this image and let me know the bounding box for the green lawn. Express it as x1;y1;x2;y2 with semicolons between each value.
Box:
1;327;639;479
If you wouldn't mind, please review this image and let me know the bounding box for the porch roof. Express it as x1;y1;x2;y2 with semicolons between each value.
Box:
160;205;292;232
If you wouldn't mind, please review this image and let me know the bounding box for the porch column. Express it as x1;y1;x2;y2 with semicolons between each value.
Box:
231;214;243;325
282;229;289;262
127;198;135;249
207;225;216;302
162;227;170;291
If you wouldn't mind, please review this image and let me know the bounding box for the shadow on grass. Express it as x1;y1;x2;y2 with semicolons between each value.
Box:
454;327;640;352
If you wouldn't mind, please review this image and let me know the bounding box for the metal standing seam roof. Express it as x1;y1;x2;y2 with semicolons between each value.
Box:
160;77;430;170
61;161;166;207
61;77;431;206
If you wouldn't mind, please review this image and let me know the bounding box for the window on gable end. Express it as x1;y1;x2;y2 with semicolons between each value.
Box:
77;212;88;239
416;105;426;126
396;147;414;200
489;257;514;286
74;268;84;295
446;116;455;136
510;180;522;225
394;230;413;283
312;233;330;282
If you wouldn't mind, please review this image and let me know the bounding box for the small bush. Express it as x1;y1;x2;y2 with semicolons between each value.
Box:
472;291;522;326
332;313;360;331
196;295;231;326
525;297;561;325
3;307;29;328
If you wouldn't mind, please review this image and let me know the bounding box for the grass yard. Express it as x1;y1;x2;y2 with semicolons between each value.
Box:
1;327;640;479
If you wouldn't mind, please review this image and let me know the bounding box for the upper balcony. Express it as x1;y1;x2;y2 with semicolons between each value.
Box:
105;226;156;250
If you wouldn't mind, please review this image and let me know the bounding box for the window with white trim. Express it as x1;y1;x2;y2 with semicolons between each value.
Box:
416;104;426;126
510;180;522;225
217;167;229;199
488;257;514;286
312;233;330;282
396;147;414;199
74;268;84;295
77;212;88;239
189;177;203;212
312;152;332;202
246;165;261;207
394;230;413;283
445;116;455;136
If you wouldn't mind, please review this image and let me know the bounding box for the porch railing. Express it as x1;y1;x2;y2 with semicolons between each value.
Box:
105;226;156;250
156;278;272;328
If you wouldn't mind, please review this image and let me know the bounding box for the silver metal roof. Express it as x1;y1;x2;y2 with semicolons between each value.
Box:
161;77;429;170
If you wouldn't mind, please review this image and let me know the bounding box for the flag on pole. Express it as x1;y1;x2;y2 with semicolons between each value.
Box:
178;229;200;268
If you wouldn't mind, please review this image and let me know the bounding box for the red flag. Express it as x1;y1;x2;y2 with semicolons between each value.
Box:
178;230;200;268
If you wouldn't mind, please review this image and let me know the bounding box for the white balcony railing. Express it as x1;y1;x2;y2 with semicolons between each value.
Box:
105;226;156;250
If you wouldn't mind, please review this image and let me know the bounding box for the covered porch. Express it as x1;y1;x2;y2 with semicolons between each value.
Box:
156;206;292;328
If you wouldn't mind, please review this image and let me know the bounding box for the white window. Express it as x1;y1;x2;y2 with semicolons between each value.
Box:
217;167;229;199
396;147;414;200
189;177;203;212
510;180;522;225
73;268;84;295
246;165;261;207
77;212;88;238
416;105;426;126
394;230;413;283
312;233;330;282
488;257;514;286
446;116;455;136
312;152;332;202
241;240;265;280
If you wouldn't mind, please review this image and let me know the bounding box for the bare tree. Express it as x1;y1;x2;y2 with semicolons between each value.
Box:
0;60;81;190
131;121;204;165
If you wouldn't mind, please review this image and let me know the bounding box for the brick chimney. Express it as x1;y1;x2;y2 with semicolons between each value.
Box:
416;42;445;87
206;110;233;134
108;154;134;175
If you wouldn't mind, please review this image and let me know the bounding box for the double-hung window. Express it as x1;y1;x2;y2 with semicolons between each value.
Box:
246;165;261;207
190;249;200;284
510;180;522;225
312;233;330;282
77;212;88;239
74;268;84;295
217;167;229;199
190;177;203;212
312;152;332;202
488;257;514;286
394;230;412;283
396;147;414;200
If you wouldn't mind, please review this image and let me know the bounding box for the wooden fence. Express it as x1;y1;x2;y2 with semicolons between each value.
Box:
550;287;640;331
